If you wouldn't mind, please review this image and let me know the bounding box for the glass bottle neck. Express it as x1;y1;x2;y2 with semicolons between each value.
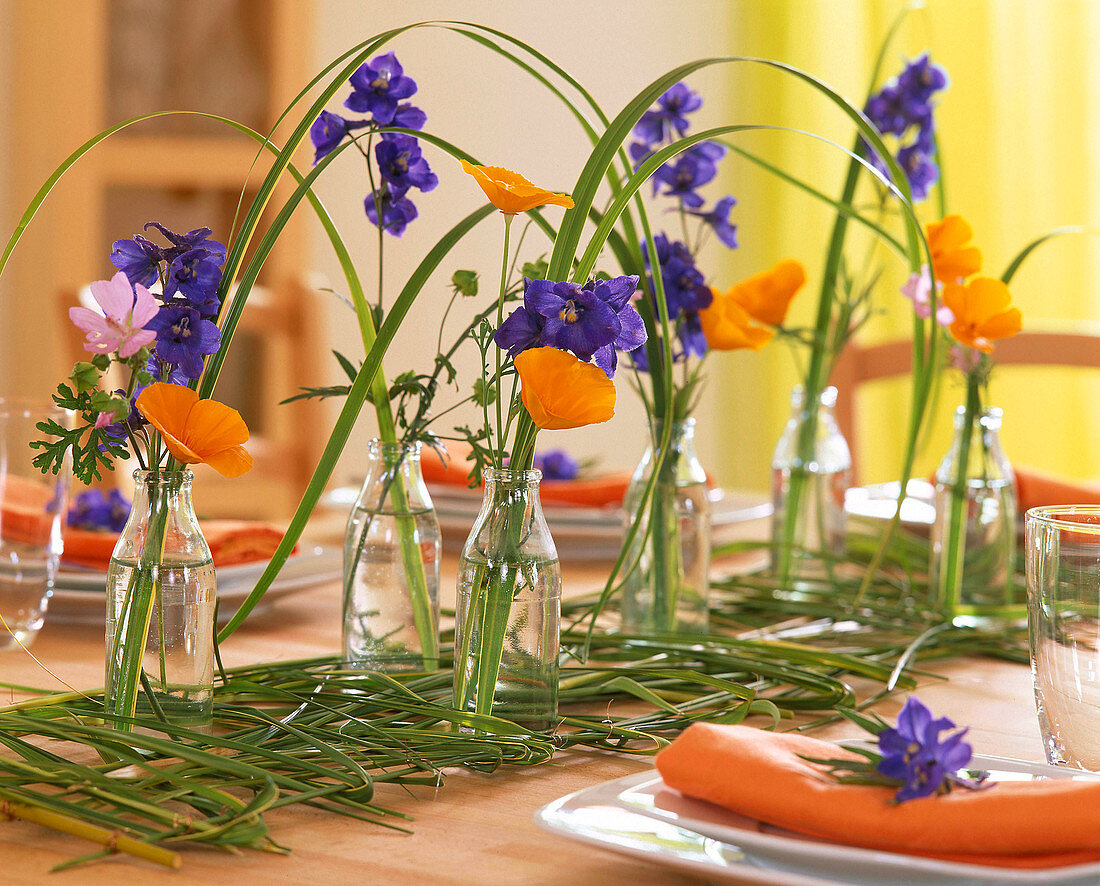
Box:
129;469;196;512
953;405;1003;433
789;385;838;418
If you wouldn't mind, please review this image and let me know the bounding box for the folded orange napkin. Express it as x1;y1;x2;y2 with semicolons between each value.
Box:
61;520;292;570
656;723;1100;869
1015;465;1100;512
420;441;630;508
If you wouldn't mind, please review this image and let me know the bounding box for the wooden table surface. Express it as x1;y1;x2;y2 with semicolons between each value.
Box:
0;533;1045;885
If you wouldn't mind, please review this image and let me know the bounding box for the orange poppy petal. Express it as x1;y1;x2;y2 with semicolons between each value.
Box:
731;259;806;327
136;383;198;442
928;214;973;253
978;307;1023;342
460;160;574;214
158;428;204;465
700;291;775;351
200;445;254;479
934;246;982;284
966;276;1013;321
515;348;615;431
181;397;250;455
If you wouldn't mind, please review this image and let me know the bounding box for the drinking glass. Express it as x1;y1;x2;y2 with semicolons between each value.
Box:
0;400;70;650
1026;505;1100;769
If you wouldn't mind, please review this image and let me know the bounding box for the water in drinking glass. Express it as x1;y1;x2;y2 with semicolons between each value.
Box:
0;402;70;651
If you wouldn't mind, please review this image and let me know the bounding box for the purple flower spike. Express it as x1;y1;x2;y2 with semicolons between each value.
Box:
147;305;221;380
897;144;939;202
110;236;163;288
527;280;620;363
876;697;974;802
310;110;370;164
68;488;131;532
653;151;718;208
365;186;419;237
375;133;438;192
163;248;224;314
632;82;704;145
686;195;739;249
392;103;427;131
494;305;545;358
345;51;418;125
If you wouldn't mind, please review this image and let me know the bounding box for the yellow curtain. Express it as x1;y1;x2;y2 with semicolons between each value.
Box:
707;0;1100;490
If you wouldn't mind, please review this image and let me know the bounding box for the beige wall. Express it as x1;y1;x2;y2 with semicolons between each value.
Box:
309;1;741;486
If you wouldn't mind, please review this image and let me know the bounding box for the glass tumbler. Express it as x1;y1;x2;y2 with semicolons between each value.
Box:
0;400;71;650
1026;506;1100;770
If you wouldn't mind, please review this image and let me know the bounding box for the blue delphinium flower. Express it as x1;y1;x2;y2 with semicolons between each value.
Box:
345;51;418;125
533;449;579;481
876;697;974;802
144;223;227;262
309;111;370;164
392;103;427;130
652;151;717;208
147;305;221;379
365;186;419;237
677;310;708;359
863;54;948;202
110;235;163;288
686;195;739;249
163;247;224;314
633;82;703;145
644;234;713;316
494;275;646;378
68;488;131;532
376;133;438;193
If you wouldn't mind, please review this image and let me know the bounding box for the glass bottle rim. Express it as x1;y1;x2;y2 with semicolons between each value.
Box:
791;385;838;409
484;466;543;485
132;468;194;486
366;437;422;458
952;404;1003;429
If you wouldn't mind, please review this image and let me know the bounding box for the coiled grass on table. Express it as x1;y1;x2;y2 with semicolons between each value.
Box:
0;526;1026;870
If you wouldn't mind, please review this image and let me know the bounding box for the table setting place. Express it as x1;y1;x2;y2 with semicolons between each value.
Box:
4;5;1100;884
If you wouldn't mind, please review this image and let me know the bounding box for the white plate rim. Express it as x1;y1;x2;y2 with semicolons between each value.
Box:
535;755;1100;885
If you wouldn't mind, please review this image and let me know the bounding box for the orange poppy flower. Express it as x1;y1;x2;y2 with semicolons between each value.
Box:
942;276;1022;353
136;383;253;478
700;259;805;352
460;161;575;214
699;288;775;352
926;215;982;284
514;348;615;430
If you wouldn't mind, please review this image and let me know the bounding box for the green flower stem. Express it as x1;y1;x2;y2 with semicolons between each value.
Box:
494;214;514;463
107;479;171;732
937;372;981;613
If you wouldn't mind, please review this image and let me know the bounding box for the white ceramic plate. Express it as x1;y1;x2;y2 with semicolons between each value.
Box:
535;757;1100;885
49;545;342;625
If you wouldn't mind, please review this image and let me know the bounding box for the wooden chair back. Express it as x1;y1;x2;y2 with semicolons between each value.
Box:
830;330;1100;482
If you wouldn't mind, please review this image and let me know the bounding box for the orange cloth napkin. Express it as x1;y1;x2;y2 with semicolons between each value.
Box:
1015;465;1100;512
61;520;292;570
656;723;1100;869
420;441;630;508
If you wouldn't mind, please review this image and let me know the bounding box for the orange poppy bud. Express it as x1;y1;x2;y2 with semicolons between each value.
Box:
942;276;1022;353
514;348;615;430
926;215;982;284
136;383;253;478
460;161;575;215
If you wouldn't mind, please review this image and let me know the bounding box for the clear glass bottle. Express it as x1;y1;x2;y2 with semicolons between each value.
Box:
931;405;1018;622
621;418;711;635
343;439;440;672
106;469;215;733
454;468;561;731
770;385;853;581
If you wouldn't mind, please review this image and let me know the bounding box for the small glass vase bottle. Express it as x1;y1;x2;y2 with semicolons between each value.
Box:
106;469;215;733
453;468;561;731
770;385;853;582
621;418;711;635
343;439;441;672
930;405;1019;623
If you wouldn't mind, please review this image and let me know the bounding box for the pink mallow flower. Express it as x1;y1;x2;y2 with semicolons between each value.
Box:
69;271;158;358
901;266;954;327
